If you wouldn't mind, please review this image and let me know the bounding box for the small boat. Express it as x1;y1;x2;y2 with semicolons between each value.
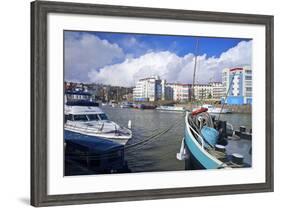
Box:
135;104;156;110
65;101;132;145
200;104;231;114
177;108;250;169
108;100;118;107
156;105;186;112
120;102;133;108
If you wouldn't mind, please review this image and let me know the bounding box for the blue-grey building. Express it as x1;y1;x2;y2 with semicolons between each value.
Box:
222;66;252;105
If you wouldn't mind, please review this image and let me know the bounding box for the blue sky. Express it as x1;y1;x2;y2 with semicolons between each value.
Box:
97;32;249;57
64;31;252;86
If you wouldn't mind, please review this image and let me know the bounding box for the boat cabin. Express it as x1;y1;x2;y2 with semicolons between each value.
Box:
64;106;108;123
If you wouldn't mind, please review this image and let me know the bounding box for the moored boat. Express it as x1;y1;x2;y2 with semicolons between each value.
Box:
176;38;249;170
134;103;156;109
65;104;132;145
201;104;231;114
64;92;132;145
120;102;133;108
177;108;250;169
64;130;129;175
156;105;186;112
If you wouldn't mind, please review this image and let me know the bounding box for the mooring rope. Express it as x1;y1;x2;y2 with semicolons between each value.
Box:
125;117;184;151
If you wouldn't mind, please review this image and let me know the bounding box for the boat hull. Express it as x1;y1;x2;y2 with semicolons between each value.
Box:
64;130;130;175
184;113;223;169
208;109;231;114
156;106;185;112
184;145;206;170
64;126;131;145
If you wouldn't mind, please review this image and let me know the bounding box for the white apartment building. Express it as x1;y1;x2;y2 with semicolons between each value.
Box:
133;76;164;102
133;75;232;102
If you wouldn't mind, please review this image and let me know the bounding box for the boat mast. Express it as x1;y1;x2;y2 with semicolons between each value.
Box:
191;38;199;108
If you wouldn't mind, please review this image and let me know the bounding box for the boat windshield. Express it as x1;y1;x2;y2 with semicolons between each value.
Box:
87;114;99;121
98;113;108;120
73;114;88;121
71;114;108;121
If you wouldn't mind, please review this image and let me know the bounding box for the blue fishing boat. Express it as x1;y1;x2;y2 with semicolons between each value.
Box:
176;38;250;169
177;107;251;170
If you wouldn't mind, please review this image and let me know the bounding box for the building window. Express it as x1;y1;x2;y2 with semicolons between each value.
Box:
245;76;252;80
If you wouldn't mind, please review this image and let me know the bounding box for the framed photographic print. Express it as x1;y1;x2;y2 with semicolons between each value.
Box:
31;0;274;207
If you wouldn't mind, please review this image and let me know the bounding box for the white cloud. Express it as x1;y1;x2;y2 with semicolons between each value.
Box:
88;40;252;87
65;33;125;83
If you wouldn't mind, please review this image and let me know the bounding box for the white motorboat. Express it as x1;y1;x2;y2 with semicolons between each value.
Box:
201;104;231;114
64;104;132;145
156;105;186;112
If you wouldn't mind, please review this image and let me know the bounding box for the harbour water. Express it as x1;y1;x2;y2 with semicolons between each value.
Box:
101;106;252;173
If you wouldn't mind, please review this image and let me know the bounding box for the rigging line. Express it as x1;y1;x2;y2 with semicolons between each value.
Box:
218;71;237;120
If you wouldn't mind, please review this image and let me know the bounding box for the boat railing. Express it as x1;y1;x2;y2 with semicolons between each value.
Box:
226;122;234;131
66;122;104;133
65;122;130;135
189;125;205;149
185;113;205;149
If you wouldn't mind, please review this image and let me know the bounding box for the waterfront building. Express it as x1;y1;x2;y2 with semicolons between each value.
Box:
209;82;225;100
193;84;213;100
222;66;252;105
166;83;191;101
133;76;164;102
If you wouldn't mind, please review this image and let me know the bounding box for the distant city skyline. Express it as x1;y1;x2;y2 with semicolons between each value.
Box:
64;31;252;87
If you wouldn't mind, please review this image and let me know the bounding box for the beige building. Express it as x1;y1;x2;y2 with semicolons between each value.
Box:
209;82;225;99
165;83;191;101
193;84;212;100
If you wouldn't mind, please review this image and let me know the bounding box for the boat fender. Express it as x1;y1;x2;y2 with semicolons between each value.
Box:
192;107;208;116
231;153;244;165
176;138;189;161
215;144;226;152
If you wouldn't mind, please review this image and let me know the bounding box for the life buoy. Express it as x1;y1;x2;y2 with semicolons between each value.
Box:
192;107;208;116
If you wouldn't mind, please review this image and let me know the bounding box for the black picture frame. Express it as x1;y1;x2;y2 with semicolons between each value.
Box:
31;0;274;206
